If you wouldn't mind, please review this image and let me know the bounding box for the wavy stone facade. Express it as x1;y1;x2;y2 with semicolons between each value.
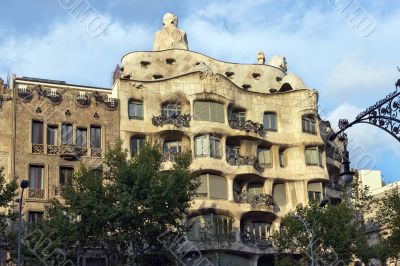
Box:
0;13;343;265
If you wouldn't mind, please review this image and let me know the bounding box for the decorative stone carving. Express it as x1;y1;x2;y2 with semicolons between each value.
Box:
17;87;33;102
76;93;91;108
91;92;119;110
268;55;287;72
257;51;265;64
29;189;45;199
229;117;266;136
47;145;59;155
91;148;102;158
60;144;78;160
152;114;191;128
153;13;189;51
76;147;88;157
32;144;44;154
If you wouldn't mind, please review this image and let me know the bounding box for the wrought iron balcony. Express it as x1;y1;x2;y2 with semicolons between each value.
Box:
32;144;44;154
152;114;191;128
229;117;266;136
29;189;45;199
161;151;182;162
237;192;275;207
226;154;262;171
240;234;272;250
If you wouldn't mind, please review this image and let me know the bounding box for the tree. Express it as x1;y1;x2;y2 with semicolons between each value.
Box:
272;184;377;265
0;167;17;249
17;140;199;265
376;185;400;264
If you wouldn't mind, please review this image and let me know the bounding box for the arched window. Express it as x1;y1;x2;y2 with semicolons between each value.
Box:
196;174;227;199
128;99;143;120
161;102;181;117
302;114;316;134
130;136;145;157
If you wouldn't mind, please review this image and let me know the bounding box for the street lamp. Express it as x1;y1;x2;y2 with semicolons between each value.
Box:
17;180;29;266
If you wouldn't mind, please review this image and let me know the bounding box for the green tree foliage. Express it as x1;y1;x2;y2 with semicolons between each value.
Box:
0;167;17;247
272;184;377;265
376;186;400;264
17;140;199;265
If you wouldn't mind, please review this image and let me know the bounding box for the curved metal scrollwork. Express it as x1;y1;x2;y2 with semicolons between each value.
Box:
229;117;266;137
330;79;400;142
152;114;191;128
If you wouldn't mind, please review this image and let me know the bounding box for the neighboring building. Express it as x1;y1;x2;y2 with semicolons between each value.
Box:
0;13;344;265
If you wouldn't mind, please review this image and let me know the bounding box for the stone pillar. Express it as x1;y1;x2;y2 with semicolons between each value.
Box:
227;177;234;201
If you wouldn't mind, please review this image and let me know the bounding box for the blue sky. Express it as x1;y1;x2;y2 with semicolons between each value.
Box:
0;0;399;182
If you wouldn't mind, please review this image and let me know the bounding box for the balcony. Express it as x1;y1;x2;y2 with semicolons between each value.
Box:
226;154;262;171
91;148;102;158
237;192;275;208
28;188;45;199
228;117;266;136
47;145;59;155
240;234;273;250
32;144;44;154
152;114;191;128
76;147;88;157
161;151;182;162
60;144;79;160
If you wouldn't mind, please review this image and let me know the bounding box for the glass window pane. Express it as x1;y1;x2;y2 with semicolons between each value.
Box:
60;167;73;186
47;126;58;145
29;166;43;189
76;128;87;148
32;121;44;144
90;126;101;148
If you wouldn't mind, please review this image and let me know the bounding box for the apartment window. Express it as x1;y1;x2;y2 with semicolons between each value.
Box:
90;126;101;148
193;101;224;123
76;128;87;148
61;124;73;145
130;137;145;157
232;110;246;123
163;141;182;153
308;182;323;201
162;103;181;117
226;145;240;161
28;211;43;224
248;182;263;196
263;112;277;131
128;100;143;120
279;149;287;168
302;114;316;134
213;215;234;239
242;221;271;241
197;174;227;199
188;214;233;241
32;121;44;144
273;183;287;206
29;165;43;189
60;167;74;186
305;147;323;167
257;147;272;168
47;125;58;145
195;135;221;158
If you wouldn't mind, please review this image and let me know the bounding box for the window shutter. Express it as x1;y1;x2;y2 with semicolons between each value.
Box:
258;148;271;167
197;174;208;197
273;183;286;206
209;175;227;199
308;182;322;192
210;102;225;123
194;101;210;121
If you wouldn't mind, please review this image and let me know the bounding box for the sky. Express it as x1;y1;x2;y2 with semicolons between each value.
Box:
0;0;399;182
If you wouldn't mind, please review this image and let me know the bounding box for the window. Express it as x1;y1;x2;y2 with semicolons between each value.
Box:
32;121;44;144
232;110;246;123
308;182;323;201
226;145;240;161
196;174;227;199
163;141;182;153
248;182;263;196
90;126;101;148
29;165;43;189
273;183;287;206
130;137;145;157
305;147;323;167
162;103;181;117
193;101;225;123
61;124;73;145
195;135;221;158
257;147;272;168
60;167;73;186
47;125;58;145
187;214;233;241
302;115;316;134
242;221;271;241
28;211;43;224
279;149;287;168
263;112;277;131
128;100;143;120
76;128;87;148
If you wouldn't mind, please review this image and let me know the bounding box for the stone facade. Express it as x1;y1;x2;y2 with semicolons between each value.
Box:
0;13;343;265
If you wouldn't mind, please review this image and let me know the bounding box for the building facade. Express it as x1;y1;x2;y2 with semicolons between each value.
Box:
0;13;343;265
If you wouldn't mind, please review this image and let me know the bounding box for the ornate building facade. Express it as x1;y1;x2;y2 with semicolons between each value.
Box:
0;13;343;265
